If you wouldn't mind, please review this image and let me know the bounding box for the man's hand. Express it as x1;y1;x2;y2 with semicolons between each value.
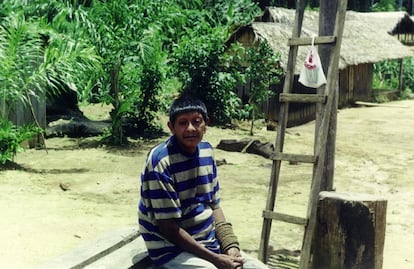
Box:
226;247;242;258
224;247;243;269
214;253;244;269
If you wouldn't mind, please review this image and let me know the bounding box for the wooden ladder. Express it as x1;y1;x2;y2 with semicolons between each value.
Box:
258;1;348;269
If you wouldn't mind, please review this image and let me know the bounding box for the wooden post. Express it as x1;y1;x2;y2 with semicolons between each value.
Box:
300;1;347;268
398;58;404;94
311;191;387;269
318;0;340;191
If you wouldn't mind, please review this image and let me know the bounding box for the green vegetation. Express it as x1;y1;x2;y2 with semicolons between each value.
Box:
1;0;281;164
172;28;243;125
0;119;42;165
2;0;412;164
0;1;100;163
373;58;414;102
83;1;167;144
242;41;282;135
371;0;396;11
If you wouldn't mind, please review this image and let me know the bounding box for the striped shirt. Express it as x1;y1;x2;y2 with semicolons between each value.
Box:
138;136;221;266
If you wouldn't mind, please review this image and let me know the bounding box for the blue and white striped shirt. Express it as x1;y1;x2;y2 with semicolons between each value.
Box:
138;136;221;266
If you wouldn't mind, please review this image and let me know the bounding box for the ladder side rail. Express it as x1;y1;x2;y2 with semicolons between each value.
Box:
258;0;308;262
299;1;348;268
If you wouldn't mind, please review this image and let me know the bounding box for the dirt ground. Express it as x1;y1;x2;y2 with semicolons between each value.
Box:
1;99;413;269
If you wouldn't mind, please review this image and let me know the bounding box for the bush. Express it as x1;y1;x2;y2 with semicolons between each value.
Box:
373;58;414;94
242;41;282;135
172;27;243;125
0;119;42;165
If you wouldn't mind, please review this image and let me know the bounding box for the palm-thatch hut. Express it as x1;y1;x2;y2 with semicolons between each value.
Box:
377;12;414;45
226;8;414;126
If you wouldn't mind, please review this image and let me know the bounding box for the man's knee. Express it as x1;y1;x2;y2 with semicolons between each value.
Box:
161;252;217;269
240;251;269;269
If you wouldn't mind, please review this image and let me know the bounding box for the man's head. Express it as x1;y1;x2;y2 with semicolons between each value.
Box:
169;95;208;126
168;95;208;154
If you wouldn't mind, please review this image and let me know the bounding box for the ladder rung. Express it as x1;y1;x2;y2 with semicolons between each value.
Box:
270;152;316;164
288;36;336;46
280;93;327;103
263;210;308;226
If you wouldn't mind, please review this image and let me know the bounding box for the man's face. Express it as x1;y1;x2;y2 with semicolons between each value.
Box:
168;111;206;154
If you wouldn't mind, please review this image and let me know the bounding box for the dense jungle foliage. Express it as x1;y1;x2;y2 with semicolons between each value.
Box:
0;0;270;149
0;0;413;164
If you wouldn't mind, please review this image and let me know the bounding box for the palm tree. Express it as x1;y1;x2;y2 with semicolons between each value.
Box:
0;13;46;121
0;0;100;162
0;1;100;121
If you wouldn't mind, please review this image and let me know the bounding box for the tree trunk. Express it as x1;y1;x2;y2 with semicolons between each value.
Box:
311;191;387;269
250;108;255;136
110;59;123;145
1;97;6;119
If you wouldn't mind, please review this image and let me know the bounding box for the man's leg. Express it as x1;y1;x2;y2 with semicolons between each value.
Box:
240;251;269;269
160;251;268;269
161;252;217;269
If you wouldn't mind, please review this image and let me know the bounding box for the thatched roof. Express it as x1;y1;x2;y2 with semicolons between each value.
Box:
226;8;413;73
355;11;414;35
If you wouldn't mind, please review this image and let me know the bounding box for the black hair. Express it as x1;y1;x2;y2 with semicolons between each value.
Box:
169;95;208;124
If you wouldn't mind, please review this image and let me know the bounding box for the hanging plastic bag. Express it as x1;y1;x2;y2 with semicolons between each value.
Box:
298;35;327;88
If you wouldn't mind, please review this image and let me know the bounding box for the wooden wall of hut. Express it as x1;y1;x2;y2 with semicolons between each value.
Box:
264;96;316;127
238;63;373;127
6;94;46;148
397;33;414;44
261;76;317;127
338;63;373;107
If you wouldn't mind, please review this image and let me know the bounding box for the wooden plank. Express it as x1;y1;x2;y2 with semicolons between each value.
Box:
354;101;409;108
35;226;144;269
288;36;336;46
280;93;327;104
262;210;307;226
85;235;149;269
270;152;316;164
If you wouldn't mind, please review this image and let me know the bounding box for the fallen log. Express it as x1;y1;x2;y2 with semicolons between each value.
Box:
217;139;274;159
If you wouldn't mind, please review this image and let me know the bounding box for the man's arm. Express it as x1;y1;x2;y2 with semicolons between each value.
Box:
213;207;242;258
213;207;226;223
158;219;243;268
